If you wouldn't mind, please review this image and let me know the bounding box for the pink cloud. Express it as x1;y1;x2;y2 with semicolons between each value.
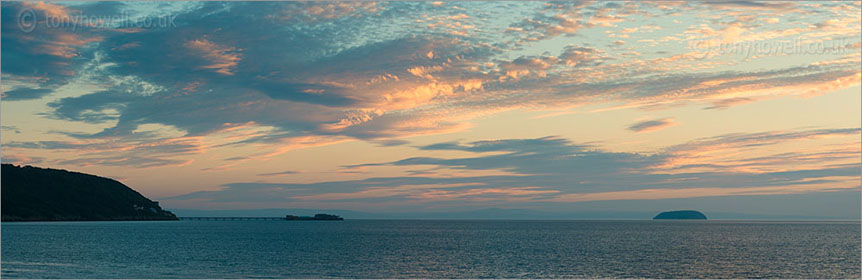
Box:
184;39;242;75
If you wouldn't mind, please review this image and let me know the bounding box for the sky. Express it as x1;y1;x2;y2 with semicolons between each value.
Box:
1;1;860;218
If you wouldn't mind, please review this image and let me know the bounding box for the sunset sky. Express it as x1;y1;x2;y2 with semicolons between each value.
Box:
2;1;860;217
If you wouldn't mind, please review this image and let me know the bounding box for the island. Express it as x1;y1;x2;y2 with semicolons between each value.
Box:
653;210;707;220
285;213;344;220
1;164;178;221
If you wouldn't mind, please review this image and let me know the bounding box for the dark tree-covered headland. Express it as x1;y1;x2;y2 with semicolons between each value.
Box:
1;164;178;221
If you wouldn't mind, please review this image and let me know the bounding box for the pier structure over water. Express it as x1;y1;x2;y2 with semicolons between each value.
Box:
179;217;285;221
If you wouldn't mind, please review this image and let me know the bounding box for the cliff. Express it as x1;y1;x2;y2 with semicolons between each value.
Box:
653;210;708;220
1;164;177;221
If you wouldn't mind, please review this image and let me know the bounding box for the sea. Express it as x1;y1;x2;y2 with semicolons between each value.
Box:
2;220;860;278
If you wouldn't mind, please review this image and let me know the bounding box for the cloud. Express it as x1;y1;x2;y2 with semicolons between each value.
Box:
371;139;410;147
657;128;862;174
2;1;860;172
1;154;44;165
703;97;756;110
58;156;191;168
507;1;590;41
548;181;857;203
1;2;102;88
666;128;861;153
2;88;53;101
4;133;202;168
258;170;300;176
184;39;241;75
1;125;21;134
164;127;861;209
224;156;249;161
627;118;677;133
271;1;383;23
701;1;798;12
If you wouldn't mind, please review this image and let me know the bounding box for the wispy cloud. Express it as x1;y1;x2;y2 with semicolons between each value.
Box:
3;3;853;154
627;118;677;133
258;170;301;177
2;88;53;101
164;127;861;209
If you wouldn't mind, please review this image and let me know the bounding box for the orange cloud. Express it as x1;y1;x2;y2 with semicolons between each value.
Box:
185;39;241;75
23;1;72;18
655;128;861;174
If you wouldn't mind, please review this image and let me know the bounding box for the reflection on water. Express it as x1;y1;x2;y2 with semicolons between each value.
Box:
2;220;860;278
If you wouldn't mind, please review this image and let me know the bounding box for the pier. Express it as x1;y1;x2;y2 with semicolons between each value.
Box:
179;217;284;221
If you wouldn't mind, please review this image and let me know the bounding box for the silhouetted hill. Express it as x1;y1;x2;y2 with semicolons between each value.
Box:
653;210;707;220
1;164;177;221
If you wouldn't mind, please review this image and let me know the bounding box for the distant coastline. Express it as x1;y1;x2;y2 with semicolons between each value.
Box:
166;207;860;220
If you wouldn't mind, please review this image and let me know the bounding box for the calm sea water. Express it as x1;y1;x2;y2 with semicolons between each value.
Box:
2;220;859;278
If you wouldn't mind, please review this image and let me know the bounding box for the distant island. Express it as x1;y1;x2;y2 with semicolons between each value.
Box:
285;213;343;221
653;210;707;220
1;164;178;221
